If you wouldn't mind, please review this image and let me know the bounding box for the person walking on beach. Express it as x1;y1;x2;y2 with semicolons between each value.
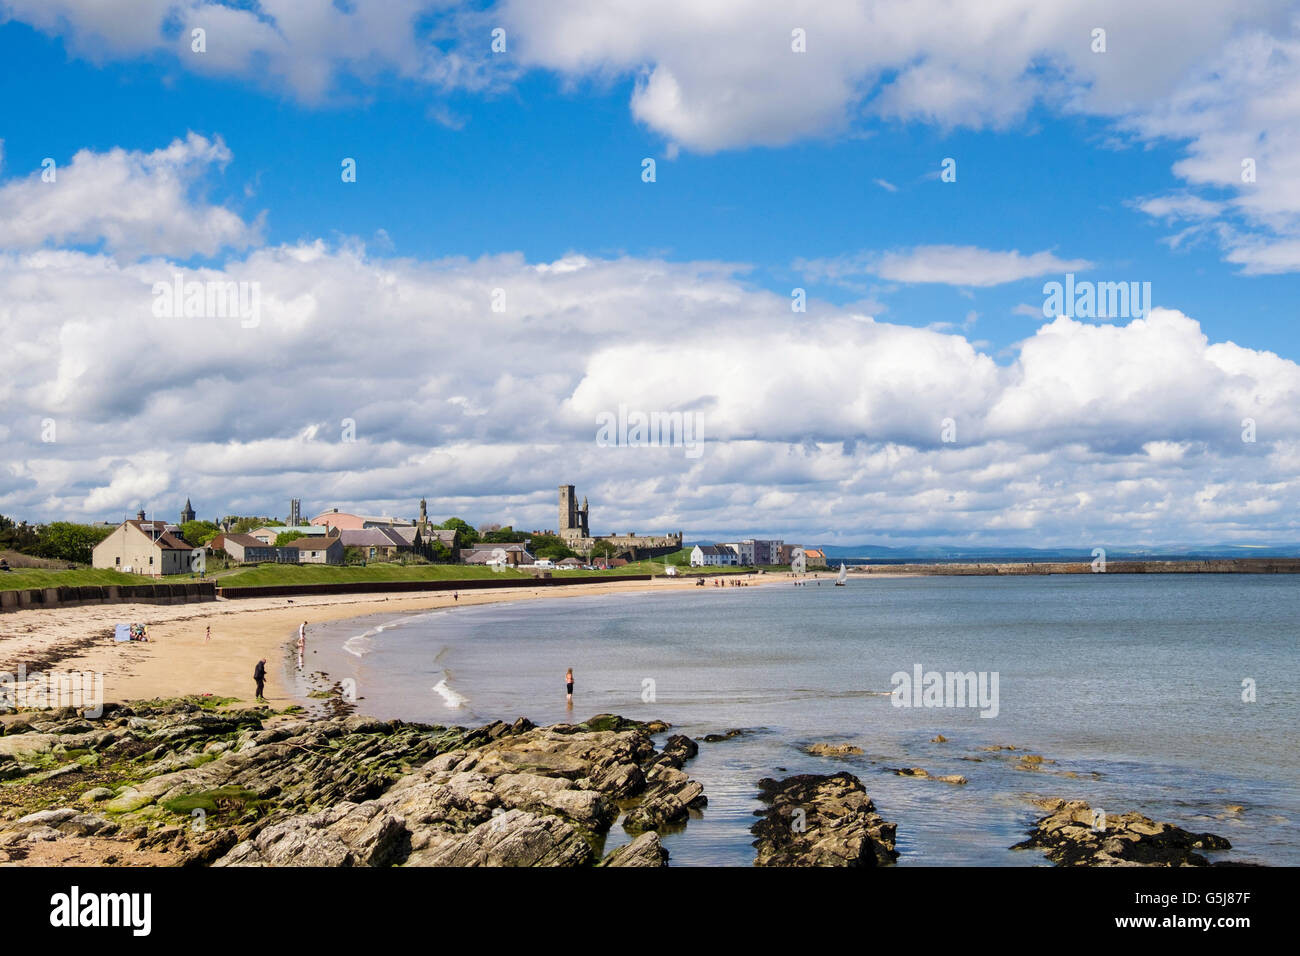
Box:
453;591;459;602
205;625;210;643
253;659;267;701
565;667;574;704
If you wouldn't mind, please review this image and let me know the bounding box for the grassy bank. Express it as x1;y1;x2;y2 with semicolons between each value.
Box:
0;549;780;592
0;567;146;590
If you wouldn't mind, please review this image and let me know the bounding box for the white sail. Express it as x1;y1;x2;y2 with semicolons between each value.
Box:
836;563;847;585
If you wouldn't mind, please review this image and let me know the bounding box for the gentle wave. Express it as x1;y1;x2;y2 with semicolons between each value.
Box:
341;634;373;658
341;620;402;658
433;676;468;709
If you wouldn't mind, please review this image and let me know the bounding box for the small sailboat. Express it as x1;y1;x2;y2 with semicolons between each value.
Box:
835;563;848;586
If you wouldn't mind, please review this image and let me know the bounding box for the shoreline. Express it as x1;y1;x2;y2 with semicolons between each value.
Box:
0;575;776;708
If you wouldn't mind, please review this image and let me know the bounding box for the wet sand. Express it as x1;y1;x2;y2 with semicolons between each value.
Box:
0;576;772;707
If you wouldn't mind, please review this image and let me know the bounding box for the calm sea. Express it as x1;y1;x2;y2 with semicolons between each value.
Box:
287;575;1299;866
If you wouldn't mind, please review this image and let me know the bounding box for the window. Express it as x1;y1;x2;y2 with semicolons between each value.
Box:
149;556;154;565
115;556;120;565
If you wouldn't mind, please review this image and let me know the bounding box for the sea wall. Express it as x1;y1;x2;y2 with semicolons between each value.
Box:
214;574;653;599
0;581;217;613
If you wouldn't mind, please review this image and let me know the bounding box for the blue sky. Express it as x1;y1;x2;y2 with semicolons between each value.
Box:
1;2;1299;546
2;16;1288;356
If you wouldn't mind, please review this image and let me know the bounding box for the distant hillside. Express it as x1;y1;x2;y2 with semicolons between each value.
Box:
680;540;1300;563
815;543;1300;563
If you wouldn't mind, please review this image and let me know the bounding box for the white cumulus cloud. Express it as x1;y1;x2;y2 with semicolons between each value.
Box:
0;132;259;259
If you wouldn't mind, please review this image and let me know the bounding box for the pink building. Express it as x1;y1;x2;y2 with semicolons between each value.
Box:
309;509;413;531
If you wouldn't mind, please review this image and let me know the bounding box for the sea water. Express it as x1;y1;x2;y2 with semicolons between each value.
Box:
290;575;1299;866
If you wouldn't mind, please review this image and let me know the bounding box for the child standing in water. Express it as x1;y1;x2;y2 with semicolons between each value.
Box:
565;668;574;704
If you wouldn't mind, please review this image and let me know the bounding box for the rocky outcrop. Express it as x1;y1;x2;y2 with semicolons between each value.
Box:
598;832;668;867
214;800;407;867
622;763;705;833
1012;798;1233;866
699;728;752;743
889;767;967;784
1;807;117;843
751;772;897;867
0;700;702;868
403;810;594;867
805;742;863;757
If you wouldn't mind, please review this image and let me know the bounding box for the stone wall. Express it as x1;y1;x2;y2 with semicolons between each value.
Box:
0;581;217;613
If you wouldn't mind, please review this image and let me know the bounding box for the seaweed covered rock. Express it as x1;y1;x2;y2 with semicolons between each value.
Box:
0;699;704;868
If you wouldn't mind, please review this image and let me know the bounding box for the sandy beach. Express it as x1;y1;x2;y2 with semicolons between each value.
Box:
0;576;767;708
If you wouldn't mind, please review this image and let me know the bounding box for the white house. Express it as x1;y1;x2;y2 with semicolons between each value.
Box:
690;544;738;567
